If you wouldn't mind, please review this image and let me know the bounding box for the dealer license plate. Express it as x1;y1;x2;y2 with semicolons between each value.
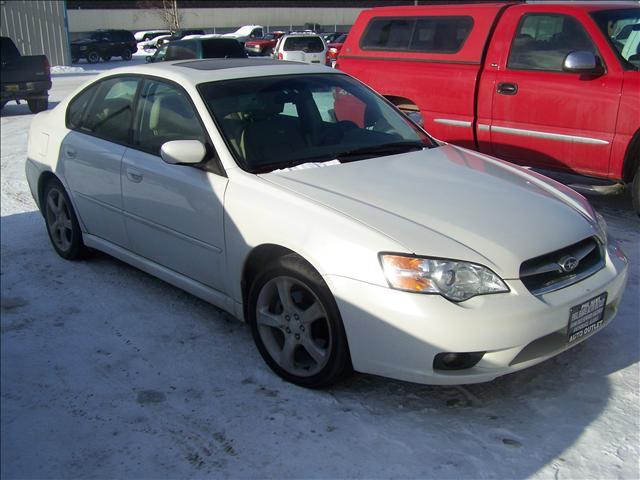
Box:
567;292;607;343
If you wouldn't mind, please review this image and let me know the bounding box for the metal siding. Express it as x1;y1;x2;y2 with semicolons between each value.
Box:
0;0;70;66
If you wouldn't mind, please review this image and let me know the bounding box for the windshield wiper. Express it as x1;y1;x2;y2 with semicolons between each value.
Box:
335;141;427;163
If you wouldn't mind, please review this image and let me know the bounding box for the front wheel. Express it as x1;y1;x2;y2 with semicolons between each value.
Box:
248;255;352;388
43;178;87;260
632;166;640;216
121;48;132;60
27;97;48;113
263;47;273;57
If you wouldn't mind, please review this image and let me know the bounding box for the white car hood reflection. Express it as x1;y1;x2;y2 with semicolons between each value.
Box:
261;145;598;278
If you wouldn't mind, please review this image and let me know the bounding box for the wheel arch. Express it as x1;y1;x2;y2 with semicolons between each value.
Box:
622;128;640;183
240;243;322;321
36;170;60;216
384;95;420;113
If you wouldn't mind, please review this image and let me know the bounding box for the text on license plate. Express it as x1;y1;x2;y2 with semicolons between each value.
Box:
567;292;607;343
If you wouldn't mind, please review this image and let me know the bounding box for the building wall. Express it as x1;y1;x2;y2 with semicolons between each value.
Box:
67;7;365;33
1;0;71;66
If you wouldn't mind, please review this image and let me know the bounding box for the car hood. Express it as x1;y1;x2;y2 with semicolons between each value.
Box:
260;145;598;278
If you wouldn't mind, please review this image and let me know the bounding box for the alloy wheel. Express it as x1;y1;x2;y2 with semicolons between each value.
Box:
255;275;332;377
45;187;73;252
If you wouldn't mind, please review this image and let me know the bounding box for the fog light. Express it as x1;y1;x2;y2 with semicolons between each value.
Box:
433;352;484;371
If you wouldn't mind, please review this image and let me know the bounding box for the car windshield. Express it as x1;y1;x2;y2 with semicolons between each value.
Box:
283;36;324;52
591;8;640;70
333;34;347;44
199;73;435;173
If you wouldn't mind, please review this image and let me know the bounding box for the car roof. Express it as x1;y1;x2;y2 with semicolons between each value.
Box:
93;58;338;86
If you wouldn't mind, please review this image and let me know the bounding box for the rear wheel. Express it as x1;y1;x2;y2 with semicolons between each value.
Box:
121;48;132;61
43;178;87;260
27;97;48;113
86;51;100;64
101;55;111;62
248;254;352;388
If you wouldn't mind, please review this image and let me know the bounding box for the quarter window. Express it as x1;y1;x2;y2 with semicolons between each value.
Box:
66;85;97;130
507;14;598;71
361;16;474;53
74;77;138;144
133;80;207;156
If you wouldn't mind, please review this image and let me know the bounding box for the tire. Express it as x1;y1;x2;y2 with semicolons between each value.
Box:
86;51;100;64
43;178;87;260
27;97;48;113
71;56;79;63
101;55;111;62
121;48;132;61
263;47;273;57
632;166;640;216
248;254;352;388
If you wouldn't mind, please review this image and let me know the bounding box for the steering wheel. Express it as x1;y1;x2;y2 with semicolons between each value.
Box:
319;120;359;145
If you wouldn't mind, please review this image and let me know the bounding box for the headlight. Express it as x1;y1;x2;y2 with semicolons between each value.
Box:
379;254;509;302
594;211;608;245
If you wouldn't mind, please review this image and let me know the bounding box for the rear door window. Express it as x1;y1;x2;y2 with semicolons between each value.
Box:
66;85;98;130
283;36;324;52
81;77;139;144
507;14;598;71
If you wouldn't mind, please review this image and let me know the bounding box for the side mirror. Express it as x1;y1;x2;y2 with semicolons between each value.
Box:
160;140;206;165
563;51;601;74
145;56;153;63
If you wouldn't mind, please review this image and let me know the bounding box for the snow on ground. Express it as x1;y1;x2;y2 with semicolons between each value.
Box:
1;62;639;479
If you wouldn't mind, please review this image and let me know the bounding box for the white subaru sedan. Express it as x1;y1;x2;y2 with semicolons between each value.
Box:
25;59;628;388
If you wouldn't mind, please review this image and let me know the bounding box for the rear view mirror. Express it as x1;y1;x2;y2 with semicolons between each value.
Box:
563;51;601;74
160;140;206;165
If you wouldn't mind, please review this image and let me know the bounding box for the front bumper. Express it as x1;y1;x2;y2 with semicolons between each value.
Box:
324;242;628;385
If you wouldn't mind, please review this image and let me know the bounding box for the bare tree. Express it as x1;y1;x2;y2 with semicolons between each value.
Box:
138;0;182;32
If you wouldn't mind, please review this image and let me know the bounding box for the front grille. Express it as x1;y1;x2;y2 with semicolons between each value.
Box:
520;237;604;296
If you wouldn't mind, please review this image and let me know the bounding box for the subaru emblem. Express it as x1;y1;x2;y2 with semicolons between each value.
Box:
559;255;579;273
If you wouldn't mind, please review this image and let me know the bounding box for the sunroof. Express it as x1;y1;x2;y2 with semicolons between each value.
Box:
177;58;305;70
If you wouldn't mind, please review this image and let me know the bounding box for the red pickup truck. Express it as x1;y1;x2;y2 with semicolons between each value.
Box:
337;2;640;213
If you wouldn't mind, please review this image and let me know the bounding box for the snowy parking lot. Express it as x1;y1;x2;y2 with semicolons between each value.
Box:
1;59;639;479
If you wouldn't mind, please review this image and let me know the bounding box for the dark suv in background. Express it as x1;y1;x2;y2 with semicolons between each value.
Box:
71;30;137;63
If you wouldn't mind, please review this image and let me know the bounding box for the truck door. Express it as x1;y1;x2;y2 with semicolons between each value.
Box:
487;8;623;177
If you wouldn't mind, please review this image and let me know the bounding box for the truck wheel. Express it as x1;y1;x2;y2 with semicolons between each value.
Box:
264;47;273;57
632;166;640;216
121;48;132;61
101;55;111;62
71;56;79;63
27;98;48;113
86;51;100;64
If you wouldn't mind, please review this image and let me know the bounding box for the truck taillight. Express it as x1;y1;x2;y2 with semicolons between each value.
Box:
44;57;50;76
277;52;283;60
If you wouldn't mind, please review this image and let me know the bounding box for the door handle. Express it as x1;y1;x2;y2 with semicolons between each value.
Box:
126;168;143;183
64;147;76;158
497;82;518;95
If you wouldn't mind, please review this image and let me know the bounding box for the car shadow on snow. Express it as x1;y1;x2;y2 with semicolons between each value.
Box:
0;101;60;118
1;201;637;479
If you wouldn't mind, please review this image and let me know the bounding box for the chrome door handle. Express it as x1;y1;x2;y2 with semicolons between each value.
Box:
64;147;76;158
126;168;143;183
